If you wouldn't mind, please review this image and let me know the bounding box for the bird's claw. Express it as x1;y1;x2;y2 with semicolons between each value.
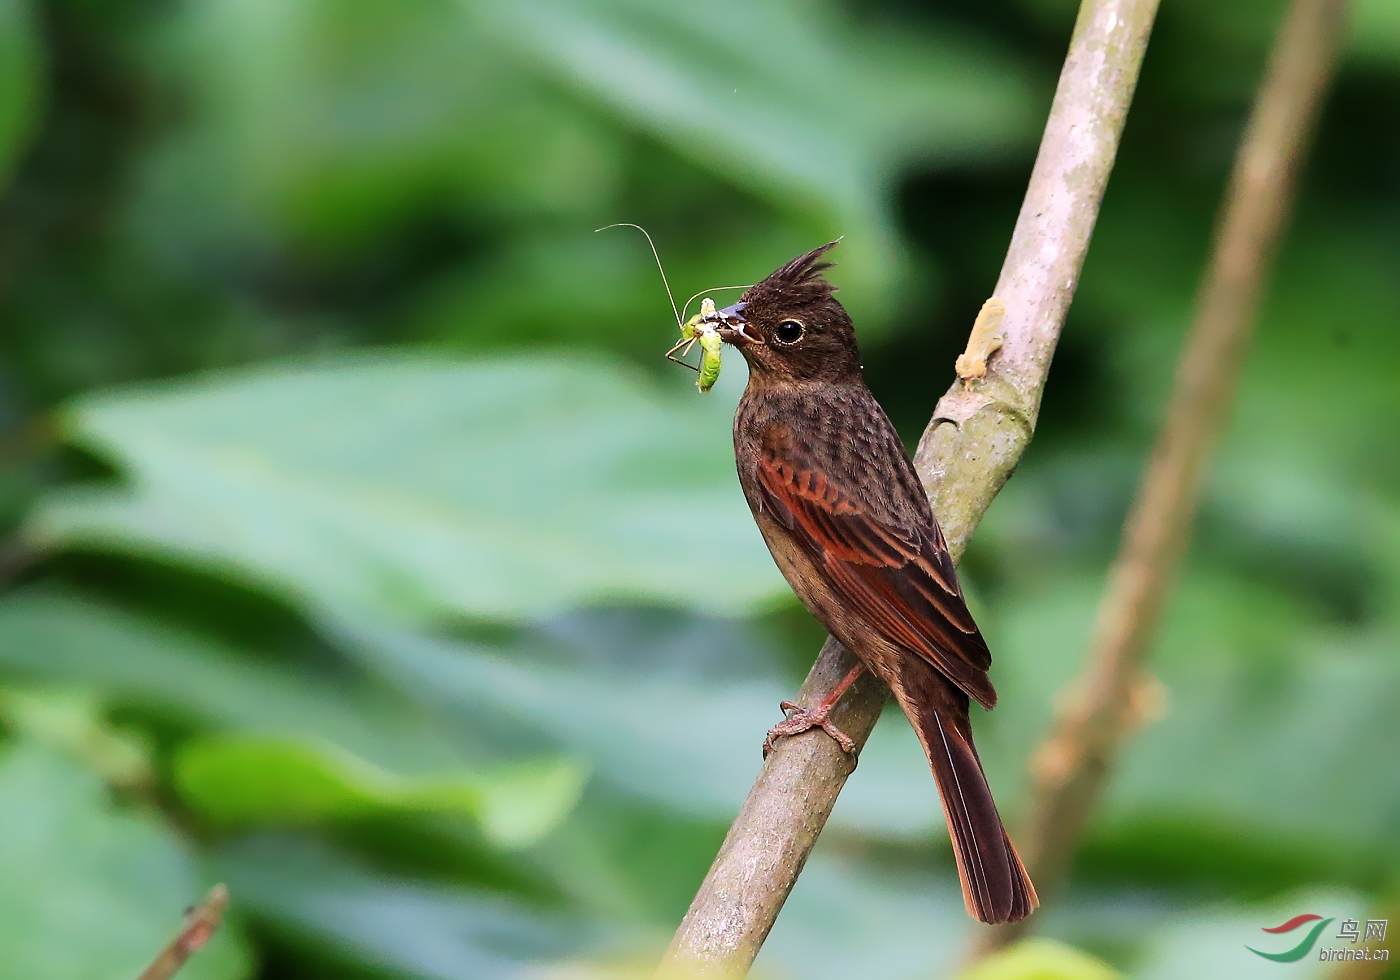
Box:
763;700;858;758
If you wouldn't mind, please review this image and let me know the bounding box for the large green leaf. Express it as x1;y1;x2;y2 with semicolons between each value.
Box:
1353;0;1400;66
152;0;618;244
0;687;152;789
0;592;586;847
213;836;590;980
0;0;41;187
176;734;586;848
0;590;488;769
149;0;1036;308
0;742;253;980
1133;890;1362;980
486;0;1038;302
218;836;986;980
755;851;969;978
28;354;786;623
976;564;1400;876
955;940;1122;980
332;614;952;836
496;0;1035;208
334;615;789;818
0;590;928;854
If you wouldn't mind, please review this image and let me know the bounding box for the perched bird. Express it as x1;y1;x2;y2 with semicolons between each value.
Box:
714;242;1037;924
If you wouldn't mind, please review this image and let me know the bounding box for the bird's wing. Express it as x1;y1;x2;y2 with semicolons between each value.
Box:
754;437;997;709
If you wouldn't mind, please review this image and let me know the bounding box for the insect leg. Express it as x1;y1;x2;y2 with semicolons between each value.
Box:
665;336;701;371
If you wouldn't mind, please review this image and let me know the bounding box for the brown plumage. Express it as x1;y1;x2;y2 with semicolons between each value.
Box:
716;242;1037;924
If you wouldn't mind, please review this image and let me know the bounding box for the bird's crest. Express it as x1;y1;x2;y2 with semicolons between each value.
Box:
746;241;840;306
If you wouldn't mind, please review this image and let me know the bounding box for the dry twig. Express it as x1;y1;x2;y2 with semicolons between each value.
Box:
657;0;1161;974
983;0;1351;951
136;884;230;980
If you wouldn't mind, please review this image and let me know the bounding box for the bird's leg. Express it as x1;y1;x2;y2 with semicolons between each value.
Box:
763;661;866;757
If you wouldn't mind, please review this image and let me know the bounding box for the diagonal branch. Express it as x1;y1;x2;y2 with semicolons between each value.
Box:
136;884;230;980
983;0;1351;952
657;1;1161;974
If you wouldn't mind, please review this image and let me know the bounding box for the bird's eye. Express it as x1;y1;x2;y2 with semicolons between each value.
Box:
774;320;804;344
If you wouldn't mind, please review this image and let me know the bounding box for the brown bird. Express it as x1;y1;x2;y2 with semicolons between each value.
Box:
714;242;1037;924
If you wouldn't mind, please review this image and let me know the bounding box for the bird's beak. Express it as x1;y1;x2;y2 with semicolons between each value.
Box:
715;302;755;345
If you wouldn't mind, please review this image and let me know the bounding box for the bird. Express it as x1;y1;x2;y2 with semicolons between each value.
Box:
712;241;1037;924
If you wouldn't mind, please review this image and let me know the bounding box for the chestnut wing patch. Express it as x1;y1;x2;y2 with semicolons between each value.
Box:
755;441;996;709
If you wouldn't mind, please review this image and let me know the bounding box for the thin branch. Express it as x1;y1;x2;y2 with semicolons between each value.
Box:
657;1;1161;974
983;0;1351;951
136;884;230;980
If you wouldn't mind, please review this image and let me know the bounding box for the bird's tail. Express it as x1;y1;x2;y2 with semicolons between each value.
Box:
897;662;1037;924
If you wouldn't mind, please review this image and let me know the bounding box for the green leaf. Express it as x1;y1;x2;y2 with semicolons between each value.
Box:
0;687;152;789
0;592;586;847
0;589;945;841
756;852;970;977
977;565;1400;883
1131;890;1364;980
0;742;254;980
468;757;596;849
28;353;786;623
498;0;1035;208
954;940;1122;980
333;615;956;836
214;836;587;979
334;616;787;819
0;590;487;771
175;734;587;849
485;0;1039;304
1353;0;1400;67
0;0;42;187
1108;624;1400;851
176;737;377;823
156;0;626;236
149;0;1036;312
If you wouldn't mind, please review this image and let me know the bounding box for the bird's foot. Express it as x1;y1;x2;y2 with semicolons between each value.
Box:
763;699;857;757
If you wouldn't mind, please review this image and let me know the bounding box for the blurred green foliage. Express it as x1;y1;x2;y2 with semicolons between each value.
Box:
956;940;1122;980
0;0;1396;977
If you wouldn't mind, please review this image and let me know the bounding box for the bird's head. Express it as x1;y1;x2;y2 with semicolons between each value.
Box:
715;241;861;386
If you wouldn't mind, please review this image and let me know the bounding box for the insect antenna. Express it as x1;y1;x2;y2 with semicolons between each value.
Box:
596;223;682;331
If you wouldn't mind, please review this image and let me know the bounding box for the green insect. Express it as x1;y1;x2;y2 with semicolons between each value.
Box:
668;298;725;392
597;223;750;394
696;330;723;392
